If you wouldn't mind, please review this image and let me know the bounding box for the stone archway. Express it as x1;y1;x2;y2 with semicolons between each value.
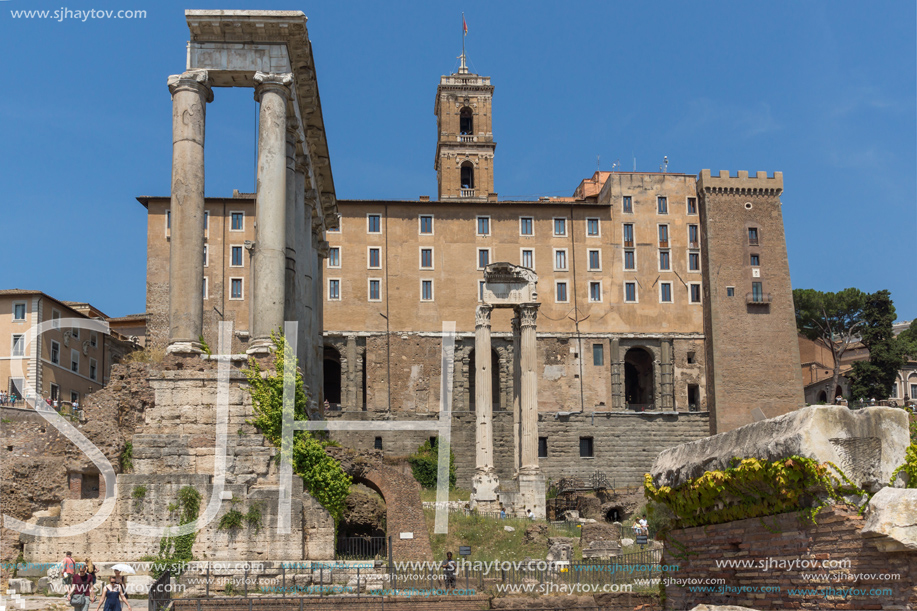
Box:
624;347;654;409
325;447;433;561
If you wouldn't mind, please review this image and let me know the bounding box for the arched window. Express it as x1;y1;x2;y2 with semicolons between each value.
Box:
461;162;475;189
460;107;473;135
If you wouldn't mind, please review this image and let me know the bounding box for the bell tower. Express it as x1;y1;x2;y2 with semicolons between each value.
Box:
434;52;496;201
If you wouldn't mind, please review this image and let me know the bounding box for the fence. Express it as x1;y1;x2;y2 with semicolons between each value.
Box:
149;569;172;611
336;537;387;560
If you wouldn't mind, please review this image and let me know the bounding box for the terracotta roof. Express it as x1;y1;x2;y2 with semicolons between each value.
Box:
107;313;147;322
0;289;40;295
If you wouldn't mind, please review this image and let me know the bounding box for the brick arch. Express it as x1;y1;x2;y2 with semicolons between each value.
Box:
326;447;433;561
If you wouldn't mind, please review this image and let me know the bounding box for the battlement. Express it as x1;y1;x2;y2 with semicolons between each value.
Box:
697;169;783;196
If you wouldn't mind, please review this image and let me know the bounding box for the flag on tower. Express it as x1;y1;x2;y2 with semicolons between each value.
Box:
463;15;468;36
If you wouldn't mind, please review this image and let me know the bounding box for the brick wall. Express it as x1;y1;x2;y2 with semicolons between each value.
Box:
662;506;917;610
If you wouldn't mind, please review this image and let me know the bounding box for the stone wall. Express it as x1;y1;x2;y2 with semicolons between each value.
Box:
329;410;709;489
662;505;917;610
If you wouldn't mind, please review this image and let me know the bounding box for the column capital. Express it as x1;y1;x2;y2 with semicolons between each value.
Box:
167;70;213;102
317;240;331;259
286;117;302;143
295;153;310;175
475;304;493;328
253;71;293;102
511;315;521;335
518;303;539;328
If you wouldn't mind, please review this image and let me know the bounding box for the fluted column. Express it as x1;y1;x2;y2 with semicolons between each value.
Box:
283;121;299;331
511;314;522;474
166;70;212;354
296;156;314;380
249;72;293;354
519;303;540;471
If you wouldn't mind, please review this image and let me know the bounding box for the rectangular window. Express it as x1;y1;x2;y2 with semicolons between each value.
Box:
70;349;79;373
890;383;898;398
660;282;673;303
50;383;59;403
203;210;209;233
748;227;759;245
538;437;548;458
625;282;637;303
554;249;567;271
11;335;28;357
51;340;60;365
72;327;79;340
622;196;633;213
230;278;244;300
374;436;383;450
556;282;568;303
688;224;699;247
687;197;698;215
420;248;433;269
70;391;79;404
230;246;243;267
367;214;382;233
368;279;381;301
52;310;60;330
624;250;635;270
368;248;381;269
657;196;668;214
553;217;567;236
579;437;594;458
478;248;490;270
589;281;602;302
203;244;209;267
89;358;97;381
203;276;208;300
230;212;244;231
687;351;696;364
521;249;534;269
588;249;601;271
327;247;340;268
750;254;760;266
328;279;340;301
623;224;634;247
90;332;97;348
911;384;917;400
689;252;700;271
477;216;490;236
592;343;604;366
520;217;533;236
478;280;485;302
726;286;735;297
586;218;600;237
690;283;702;303
166;209;171;232
659;250;670;271
752;281;764;303
421;280;434;301
12;303;26;321
658;224;669;247
419;215;433;234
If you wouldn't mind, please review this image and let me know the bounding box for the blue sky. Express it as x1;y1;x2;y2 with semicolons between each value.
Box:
1;1;914;320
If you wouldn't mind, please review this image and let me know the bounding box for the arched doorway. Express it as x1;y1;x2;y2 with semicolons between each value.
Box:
461;161;475;189
323;346;342;407
624;347;654;410
817;390;828;404
460;107;473;135
468;348;501;411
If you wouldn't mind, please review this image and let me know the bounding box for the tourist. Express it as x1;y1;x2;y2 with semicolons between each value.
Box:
638;515;649;535
499;508;506;519
527;508;535;520
112;569;126;589
68;564;95;611
61;551;76;586
96;575;131;611
84;558;97;588
441;551;456;589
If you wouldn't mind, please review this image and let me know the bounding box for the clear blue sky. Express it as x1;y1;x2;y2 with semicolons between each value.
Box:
1;1;914;320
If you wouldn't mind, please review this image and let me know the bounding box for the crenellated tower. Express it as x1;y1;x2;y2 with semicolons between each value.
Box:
434;52;496;201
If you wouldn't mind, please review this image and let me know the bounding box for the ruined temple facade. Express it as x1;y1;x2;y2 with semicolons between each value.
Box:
142;46;805;489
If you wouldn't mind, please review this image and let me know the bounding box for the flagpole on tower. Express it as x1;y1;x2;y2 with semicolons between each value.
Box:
459;13;469;74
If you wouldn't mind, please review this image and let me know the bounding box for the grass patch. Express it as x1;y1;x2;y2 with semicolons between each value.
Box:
425;509;583;562
419;487;472;503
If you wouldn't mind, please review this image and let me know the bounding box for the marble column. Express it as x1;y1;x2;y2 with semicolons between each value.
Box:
472;304;498;503
283;122;299;335
296;156;314;384
519;303;540;471
315;234;329;408
511;314;522;475
249;72;293;354
166;70;212;354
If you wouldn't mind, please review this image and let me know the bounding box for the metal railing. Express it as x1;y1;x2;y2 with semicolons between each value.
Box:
336;536;387;560
148;569;171;611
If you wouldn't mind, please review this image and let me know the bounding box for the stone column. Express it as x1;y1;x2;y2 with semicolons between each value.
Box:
166;70;212;354
511;314;522;475
283;121;299;333
315;235;329;408
661;340;674;410
519;303;540;471
249;71;293;354
295;155;313;379
610;338;623;409
472;304;498;504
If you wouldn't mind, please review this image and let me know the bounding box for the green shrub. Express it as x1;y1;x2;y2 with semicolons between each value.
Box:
408;439;456;489
120;442;133;473
218;508;245;530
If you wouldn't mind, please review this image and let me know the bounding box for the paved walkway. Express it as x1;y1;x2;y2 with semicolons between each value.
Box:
3;595;149;611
